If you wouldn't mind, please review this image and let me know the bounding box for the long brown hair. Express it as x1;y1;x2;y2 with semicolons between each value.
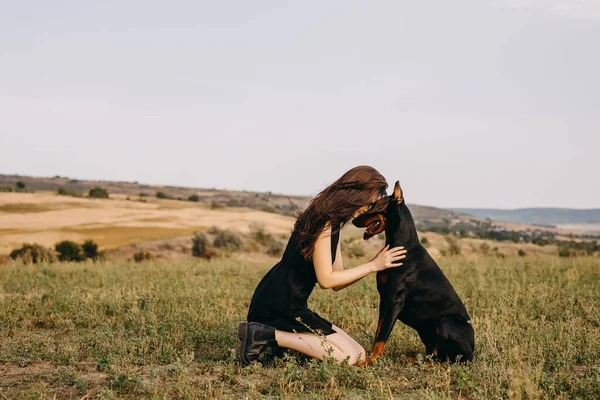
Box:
293;165;388;260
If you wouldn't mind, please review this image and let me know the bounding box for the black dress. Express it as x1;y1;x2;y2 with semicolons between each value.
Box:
247;224;340;336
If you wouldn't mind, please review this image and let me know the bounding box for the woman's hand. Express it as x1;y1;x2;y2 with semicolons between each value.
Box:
370;245;407;272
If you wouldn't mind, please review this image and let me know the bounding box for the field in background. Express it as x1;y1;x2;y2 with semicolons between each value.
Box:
0;256;598;398
0;192;296;255
0;191;565;260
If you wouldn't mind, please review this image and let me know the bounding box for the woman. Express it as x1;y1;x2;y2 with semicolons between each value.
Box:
238;165;407;366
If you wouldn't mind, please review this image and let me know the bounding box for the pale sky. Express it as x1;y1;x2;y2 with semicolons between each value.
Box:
1;0;598;209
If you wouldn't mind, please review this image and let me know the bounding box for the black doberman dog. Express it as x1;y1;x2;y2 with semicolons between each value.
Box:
352;181;474;364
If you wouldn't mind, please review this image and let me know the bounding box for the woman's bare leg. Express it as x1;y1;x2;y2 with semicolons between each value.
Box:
275;329;365;365
331;324;367;363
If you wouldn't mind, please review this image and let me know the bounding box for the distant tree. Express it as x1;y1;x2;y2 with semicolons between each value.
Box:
156;191;169;199
420;237;430;248
10;243;56;264
16;181;26;189
518;249;527;257
188;194;200;202
55;240;85;262
89;187;109;199
82;240;99;260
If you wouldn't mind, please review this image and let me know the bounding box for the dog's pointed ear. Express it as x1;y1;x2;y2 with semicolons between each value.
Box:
393;181;403;203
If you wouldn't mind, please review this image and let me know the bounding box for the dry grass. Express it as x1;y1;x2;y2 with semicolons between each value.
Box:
0;255;598;398
0;192;295;254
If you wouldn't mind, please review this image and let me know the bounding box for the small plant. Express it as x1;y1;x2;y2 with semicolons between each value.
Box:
445;235;461;256
55;241;85;262
10;243;57;264
88;187;109;199
133;251;155;262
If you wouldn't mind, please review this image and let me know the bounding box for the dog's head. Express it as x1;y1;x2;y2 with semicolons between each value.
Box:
352;181;404;240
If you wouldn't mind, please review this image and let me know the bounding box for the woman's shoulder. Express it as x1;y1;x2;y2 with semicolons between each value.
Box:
318;220;340;239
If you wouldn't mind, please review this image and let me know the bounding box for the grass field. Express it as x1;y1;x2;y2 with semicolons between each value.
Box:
0;255;598;399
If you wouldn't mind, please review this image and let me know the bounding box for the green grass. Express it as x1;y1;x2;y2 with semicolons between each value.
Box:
0;256;599;398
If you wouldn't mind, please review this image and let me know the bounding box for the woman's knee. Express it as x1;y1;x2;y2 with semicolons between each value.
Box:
347;345;366;365
326;336;366;365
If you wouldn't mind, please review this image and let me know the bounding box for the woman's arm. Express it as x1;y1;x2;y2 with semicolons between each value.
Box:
330;236;362;291
313;223;406;290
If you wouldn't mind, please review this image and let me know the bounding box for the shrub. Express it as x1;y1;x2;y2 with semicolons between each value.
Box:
133;252;154;262
16;181;26;189
479;242;491;255
250;223;274;245
82;240;99;260
207;226;221;235
211;201;224;209
55;241;85;262
89;187;109;199
9;243;57;264
266;240;285;257
445;236;461;256
156;191;170;199
518;249;527;257
57;187;83;197
344;241;365;259
0;186;14;192
188;194;200;202
420;236;430;248
202;247;219;260
0;254;13;265
192;232;219;259
192;232;209;257
213;229;243;252
558;246;572;258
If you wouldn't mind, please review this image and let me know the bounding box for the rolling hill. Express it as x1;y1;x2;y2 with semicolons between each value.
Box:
451;208;600;226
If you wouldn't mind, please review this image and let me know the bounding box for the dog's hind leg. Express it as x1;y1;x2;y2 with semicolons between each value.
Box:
434;318;475;363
